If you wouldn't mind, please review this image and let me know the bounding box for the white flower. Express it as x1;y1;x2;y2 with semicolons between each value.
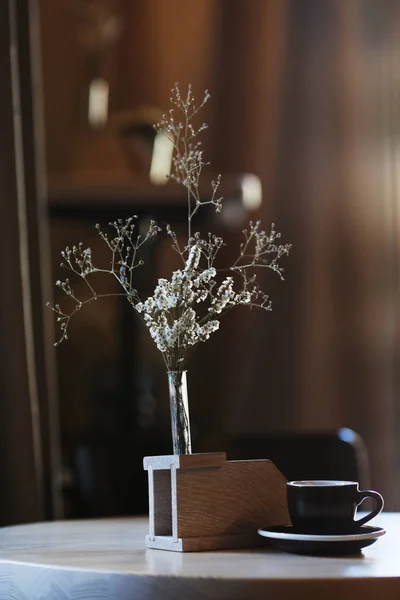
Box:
235;290;251;305
185;243;201;271
209;277;236;314
193;267;216;286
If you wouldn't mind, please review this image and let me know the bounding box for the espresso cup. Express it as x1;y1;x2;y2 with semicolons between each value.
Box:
287;480;384;534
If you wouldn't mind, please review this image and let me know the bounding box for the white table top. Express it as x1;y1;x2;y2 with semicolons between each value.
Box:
0;513;399;599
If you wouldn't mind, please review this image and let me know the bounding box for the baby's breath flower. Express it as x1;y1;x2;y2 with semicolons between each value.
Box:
49;83;291;369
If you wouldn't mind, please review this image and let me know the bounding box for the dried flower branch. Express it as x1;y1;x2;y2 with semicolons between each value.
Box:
47;216;160;345
49;84;291;369
154;83;222;246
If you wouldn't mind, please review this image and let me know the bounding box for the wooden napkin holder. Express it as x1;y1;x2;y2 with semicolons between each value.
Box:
143;452;289;552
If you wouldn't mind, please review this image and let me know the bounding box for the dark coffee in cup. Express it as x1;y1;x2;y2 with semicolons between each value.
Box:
287;480;384;534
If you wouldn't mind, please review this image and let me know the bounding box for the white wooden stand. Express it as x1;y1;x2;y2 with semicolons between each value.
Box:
143;452;289;552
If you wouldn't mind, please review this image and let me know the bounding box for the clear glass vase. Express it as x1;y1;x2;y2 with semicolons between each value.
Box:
168;370;192;455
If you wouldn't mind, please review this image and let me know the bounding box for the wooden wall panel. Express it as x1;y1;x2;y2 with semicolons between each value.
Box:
0;0;62;524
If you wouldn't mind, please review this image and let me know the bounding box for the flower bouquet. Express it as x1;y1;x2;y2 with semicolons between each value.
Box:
49;83;291;457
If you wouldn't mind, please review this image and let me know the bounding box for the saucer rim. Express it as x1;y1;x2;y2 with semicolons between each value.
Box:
257;524;386;543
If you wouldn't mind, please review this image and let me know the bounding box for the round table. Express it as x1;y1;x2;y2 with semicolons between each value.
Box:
1;513;399;599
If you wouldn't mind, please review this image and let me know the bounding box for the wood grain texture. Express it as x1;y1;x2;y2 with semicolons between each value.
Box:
176;459;289;537
0;514;399;600
144;453;290;551
144;452;226;471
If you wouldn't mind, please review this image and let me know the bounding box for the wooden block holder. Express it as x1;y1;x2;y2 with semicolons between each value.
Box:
143;452;290;552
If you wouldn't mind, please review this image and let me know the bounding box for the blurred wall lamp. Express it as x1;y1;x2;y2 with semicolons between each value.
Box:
88;77;110;129
73;0;122;129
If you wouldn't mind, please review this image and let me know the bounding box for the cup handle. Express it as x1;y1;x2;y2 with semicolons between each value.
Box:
355;490;384;527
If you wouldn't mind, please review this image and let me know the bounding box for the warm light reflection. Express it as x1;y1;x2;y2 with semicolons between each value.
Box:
240;174;262;210
150;132;174;185
88;78;109;129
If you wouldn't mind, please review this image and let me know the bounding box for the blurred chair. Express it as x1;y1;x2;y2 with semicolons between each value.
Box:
228;428;370;488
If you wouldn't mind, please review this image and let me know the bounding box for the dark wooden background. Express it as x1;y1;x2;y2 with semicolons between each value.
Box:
41;0;400;513
2;0;399;524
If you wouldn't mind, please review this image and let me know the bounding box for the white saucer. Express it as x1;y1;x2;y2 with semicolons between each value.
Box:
257;525;386;555
258;525;386;542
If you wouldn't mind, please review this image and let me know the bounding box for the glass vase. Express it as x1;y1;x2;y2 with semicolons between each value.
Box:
168;370;192;455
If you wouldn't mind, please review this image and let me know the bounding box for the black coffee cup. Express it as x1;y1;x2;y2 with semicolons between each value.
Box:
287;480;384;534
